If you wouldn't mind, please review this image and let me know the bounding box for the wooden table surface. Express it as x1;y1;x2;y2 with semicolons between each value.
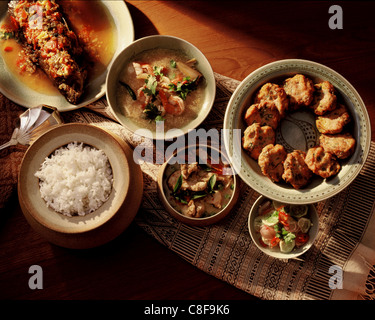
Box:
1;0;375;302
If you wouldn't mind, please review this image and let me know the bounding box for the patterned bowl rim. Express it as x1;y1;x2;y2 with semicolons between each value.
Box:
223;59;371;204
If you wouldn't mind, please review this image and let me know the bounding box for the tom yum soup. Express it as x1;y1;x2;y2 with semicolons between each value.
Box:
164;148;235;218
116;48;205;131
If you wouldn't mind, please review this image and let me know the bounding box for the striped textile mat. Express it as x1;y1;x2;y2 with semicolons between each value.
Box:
62;72;375;300
1;73;374;300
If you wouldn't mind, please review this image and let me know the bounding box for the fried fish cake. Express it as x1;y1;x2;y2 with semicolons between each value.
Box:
283;74;315;110
316;104;351;134
244;101;280;130
258;144;287;182
282;150;313;189
305;146;340;178
310;81;337;115
254;83;289;117
242;123;275;160
319;133;356;159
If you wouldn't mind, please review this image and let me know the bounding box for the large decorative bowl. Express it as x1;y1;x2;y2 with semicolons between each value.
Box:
223;59;371;204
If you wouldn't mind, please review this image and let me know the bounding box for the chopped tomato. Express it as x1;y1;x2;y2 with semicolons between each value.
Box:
4;46;13;52
10;17;19;30
45;0;52;11
210;164;223;174
16;57;27;72
295;233;309;246
207;158;223;174
44;39;57;52
270;236;280;248
161;66;169;75
279;209;290;226
56;24;64;34
1;23;14;33
20;9;28;20
57;41;64;50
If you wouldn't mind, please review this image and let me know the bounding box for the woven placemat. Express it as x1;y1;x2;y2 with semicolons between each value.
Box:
1;73;374;300
0;96;28;209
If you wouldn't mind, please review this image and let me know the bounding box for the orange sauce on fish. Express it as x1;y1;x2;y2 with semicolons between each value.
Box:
0;0;116;96
0;37;59;95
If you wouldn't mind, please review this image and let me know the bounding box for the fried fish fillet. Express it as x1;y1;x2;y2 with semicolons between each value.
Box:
9;0;87;104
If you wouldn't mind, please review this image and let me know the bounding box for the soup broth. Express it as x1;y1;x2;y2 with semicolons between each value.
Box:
116;48;205;132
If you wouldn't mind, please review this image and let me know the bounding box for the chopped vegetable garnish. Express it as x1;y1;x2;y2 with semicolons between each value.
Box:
208;174;217;193
255;200;312;253
169;76;199;100
143;103;164;121
0;30;15;40
173;174;183;193
143;75;158;96
170;59;177;68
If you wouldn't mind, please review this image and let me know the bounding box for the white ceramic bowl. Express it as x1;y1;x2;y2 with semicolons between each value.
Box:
157;144;240;227
18;123;143;249
248;195;319;259
224;59;371;204
106;35;216;140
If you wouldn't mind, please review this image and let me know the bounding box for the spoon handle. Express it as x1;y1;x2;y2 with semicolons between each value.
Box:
0;140;17;151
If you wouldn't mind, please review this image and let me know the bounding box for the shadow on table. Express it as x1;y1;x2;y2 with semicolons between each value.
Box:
126;2;159;39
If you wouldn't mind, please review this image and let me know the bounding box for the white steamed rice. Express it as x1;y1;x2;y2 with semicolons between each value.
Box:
35;142;113;217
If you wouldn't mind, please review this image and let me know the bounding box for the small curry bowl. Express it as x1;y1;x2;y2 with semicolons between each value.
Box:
18;123;143;249
157;144;240;227
106;34;216;141
248;195;319;259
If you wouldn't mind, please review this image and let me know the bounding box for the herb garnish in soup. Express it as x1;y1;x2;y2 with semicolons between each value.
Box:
254;199;313;253
117;48;205;131
164;149;235;218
